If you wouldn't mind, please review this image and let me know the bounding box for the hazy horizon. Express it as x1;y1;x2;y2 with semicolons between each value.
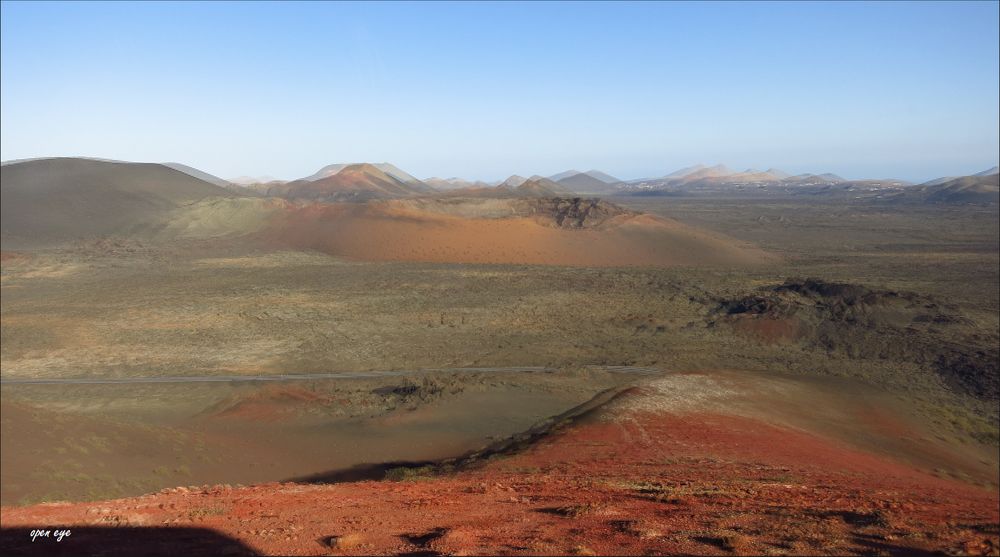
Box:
2;154;998;185
2;1;998;183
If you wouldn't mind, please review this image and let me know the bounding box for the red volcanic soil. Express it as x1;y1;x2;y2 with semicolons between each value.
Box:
0;250;30;263
267;164;422;201
730;316;803;344
261;201;773;267
3;388;997;556
205;386;336;422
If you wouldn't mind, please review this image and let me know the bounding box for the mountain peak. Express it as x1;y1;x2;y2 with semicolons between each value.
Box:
664;164;707;179
548;169;584;182
500;175;529;188
583;170;621;184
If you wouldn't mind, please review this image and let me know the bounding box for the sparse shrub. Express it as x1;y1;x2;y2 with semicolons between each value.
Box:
384;465;437;482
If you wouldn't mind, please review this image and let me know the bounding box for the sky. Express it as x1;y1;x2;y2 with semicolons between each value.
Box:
1;1;998;182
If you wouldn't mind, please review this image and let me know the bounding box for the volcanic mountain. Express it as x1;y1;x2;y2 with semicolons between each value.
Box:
1;157;777;267
425;177;493;190
582;169;621;184
0;157;233;247
675;164;736;181
436;175;574;198
265;163;431;202
921;166;1000;187
652;165;843;187
301;162;427;188
160;195;776;267
549;169;619;182
896;172;1000;204
498;174;529;188
162;162;232;188
621;164;859;195
663;164;707;178
515;176;575;197
553;170;622;194
675;166;795;185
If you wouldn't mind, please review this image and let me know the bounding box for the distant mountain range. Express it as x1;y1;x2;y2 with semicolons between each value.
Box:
423;177;492;190
639;164;846;187
4;157;996;213
919;166;1000;187
433;175;574;198
615;164;925;199
201;162;603;201
262;164;584;201
892;170;999;204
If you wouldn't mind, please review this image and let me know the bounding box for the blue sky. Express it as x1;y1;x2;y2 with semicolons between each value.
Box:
1;1;998;182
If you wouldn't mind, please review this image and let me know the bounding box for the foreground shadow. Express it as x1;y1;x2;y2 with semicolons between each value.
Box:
0;526;258;556
292;459;440;483
287;386;633;485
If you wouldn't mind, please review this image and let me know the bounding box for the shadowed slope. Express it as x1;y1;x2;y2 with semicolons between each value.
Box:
0;527;258;556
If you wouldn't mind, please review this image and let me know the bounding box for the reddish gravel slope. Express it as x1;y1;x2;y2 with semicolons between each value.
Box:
2;380;997;556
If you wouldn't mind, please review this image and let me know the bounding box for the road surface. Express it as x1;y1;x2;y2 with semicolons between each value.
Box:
0;365;661;385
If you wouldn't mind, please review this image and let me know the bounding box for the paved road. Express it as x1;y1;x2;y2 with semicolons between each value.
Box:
0;365;662;385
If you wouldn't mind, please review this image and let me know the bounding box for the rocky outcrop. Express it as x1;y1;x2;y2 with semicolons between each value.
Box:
711;279;998;401
525;198;636;229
